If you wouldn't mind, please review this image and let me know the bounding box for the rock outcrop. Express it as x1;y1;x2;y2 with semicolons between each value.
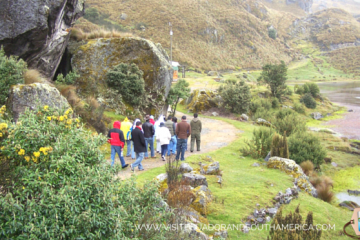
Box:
267;157;317;197
6;83;70;121
69;38;173;114
0;0;85;79
286;0;313;12
186;89;221;113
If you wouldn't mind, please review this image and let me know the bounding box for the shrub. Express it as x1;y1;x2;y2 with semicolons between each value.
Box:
294;102;306;114
0;48;27;105
218;80;251;114
300;93;317;109
295;83;320;98
258;61;287;99
106;63;145;106
241;127;275;158
300;160;314;176
268;205;321;240
270;133;289;158
285;86;293;96
310;173;334;203
268;28;277;39
252;107;273;121
55;69;79;85
272;98;280;108
23;69;44;84
273;112;306;136
0;107;174;239
288;131;326;166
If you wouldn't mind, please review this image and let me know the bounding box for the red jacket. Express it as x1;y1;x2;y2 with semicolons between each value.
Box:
107;121;125;147
149;119;155;125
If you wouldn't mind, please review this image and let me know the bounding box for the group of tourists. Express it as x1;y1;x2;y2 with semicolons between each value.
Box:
107;113;202;172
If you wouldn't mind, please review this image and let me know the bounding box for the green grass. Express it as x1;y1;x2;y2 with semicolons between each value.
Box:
306;108;347;128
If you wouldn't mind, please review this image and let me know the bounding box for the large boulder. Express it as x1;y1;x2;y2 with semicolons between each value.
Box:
6;83;70;121
0;0;85;79
186;89;221;113
69;38;173;114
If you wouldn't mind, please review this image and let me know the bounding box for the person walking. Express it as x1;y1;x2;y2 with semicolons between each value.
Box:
165;115;176;156
155;115;165;154
107;121;129;168
175;115;191;161
172;117;178;154
190;113;202;152
156;122;171;161
121;117;133;157
142;115;155;159
129;119;141;159
130;121;146;171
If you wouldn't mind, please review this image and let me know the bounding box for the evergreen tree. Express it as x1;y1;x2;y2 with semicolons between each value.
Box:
258;61;288;99
218;80;251;114
166;79;191;116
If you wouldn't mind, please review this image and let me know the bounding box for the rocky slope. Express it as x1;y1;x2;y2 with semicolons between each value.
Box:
0;0;85;79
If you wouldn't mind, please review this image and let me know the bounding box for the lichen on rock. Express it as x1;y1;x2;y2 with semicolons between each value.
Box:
186;89;221;113
6;83;70;121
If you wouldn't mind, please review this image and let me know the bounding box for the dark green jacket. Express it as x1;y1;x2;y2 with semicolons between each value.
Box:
190;118;202;135
165;120;176;136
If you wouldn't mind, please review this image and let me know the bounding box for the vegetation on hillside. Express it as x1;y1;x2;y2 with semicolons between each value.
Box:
166;79;191;116
218;80;251;114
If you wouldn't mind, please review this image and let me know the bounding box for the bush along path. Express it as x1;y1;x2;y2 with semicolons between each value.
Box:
114;112;242;180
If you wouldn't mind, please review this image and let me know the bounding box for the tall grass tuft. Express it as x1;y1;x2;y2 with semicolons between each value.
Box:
24;69;45;84
300;160;314;176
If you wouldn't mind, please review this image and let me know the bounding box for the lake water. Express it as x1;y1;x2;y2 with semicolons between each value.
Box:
318;81;360;107
317;81;360;139
336;192;360;206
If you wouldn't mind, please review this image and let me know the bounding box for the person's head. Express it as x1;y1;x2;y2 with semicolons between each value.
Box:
145;115;150;121
167;115;172;120
181;115;186;120
194;113;198;118
113;121;121;129
172;117;177;123
160;122;165;127
136;121;142;126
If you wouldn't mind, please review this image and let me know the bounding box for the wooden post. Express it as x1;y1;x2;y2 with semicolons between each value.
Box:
182;66;185;78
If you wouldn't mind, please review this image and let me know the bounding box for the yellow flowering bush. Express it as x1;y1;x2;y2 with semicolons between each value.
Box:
0;106;174;240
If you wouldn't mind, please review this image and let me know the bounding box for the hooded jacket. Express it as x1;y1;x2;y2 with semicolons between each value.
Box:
107;121;125;147
121;117;132;140
190;118;202;135
156;124;171;145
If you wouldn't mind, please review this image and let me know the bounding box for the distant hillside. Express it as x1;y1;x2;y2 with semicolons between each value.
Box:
82;0;301;70
313;0;360;16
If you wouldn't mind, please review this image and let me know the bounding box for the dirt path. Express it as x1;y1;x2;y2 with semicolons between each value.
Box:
114;112;242;180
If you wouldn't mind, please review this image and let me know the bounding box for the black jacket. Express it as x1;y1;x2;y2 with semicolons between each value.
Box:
131;127;146;153
142;120;155;138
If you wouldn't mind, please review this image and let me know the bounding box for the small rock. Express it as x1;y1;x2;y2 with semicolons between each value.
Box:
214;230;228;239
268;208;277;217
242;226;250;234
180;163;193;173
285;197;292;204
264;151;271;162
256;118;272;127
331;162;338;167
207;71;218;76
266;216;271;222
256;203;260;207
285;188;292;195
182;173;208;187
241;114;249;121
311;112;323;120
348;109;353;112
204;161;220;175
254;209;259;217
257;217;264;224
252;163;260;167
212;112;219;117
120;13;127;20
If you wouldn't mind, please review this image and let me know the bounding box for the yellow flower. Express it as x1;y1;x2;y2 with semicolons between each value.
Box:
64;115;68;120
22;186;25;190
75;118;80;123
64;110;70;115
0;133;2;137
47;116;51;121
76;124;80;128
24;156;30;162
32;156;37;163
66;120;72;125
43;151;48;155
38;176;41;181
0;146;4;151
43;105;49;111
39;147;45;152
59;116;64;121
18;149;25;156
33;152;40;158
0;123;7;130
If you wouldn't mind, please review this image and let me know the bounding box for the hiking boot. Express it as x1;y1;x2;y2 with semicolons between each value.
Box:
162;155;165;161
130;164;134;172
139;169;145;171
144;157;149;159
122;164;129;169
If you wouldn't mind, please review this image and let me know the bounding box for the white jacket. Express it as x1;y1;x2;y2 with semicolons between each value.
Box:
156;126;171;145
